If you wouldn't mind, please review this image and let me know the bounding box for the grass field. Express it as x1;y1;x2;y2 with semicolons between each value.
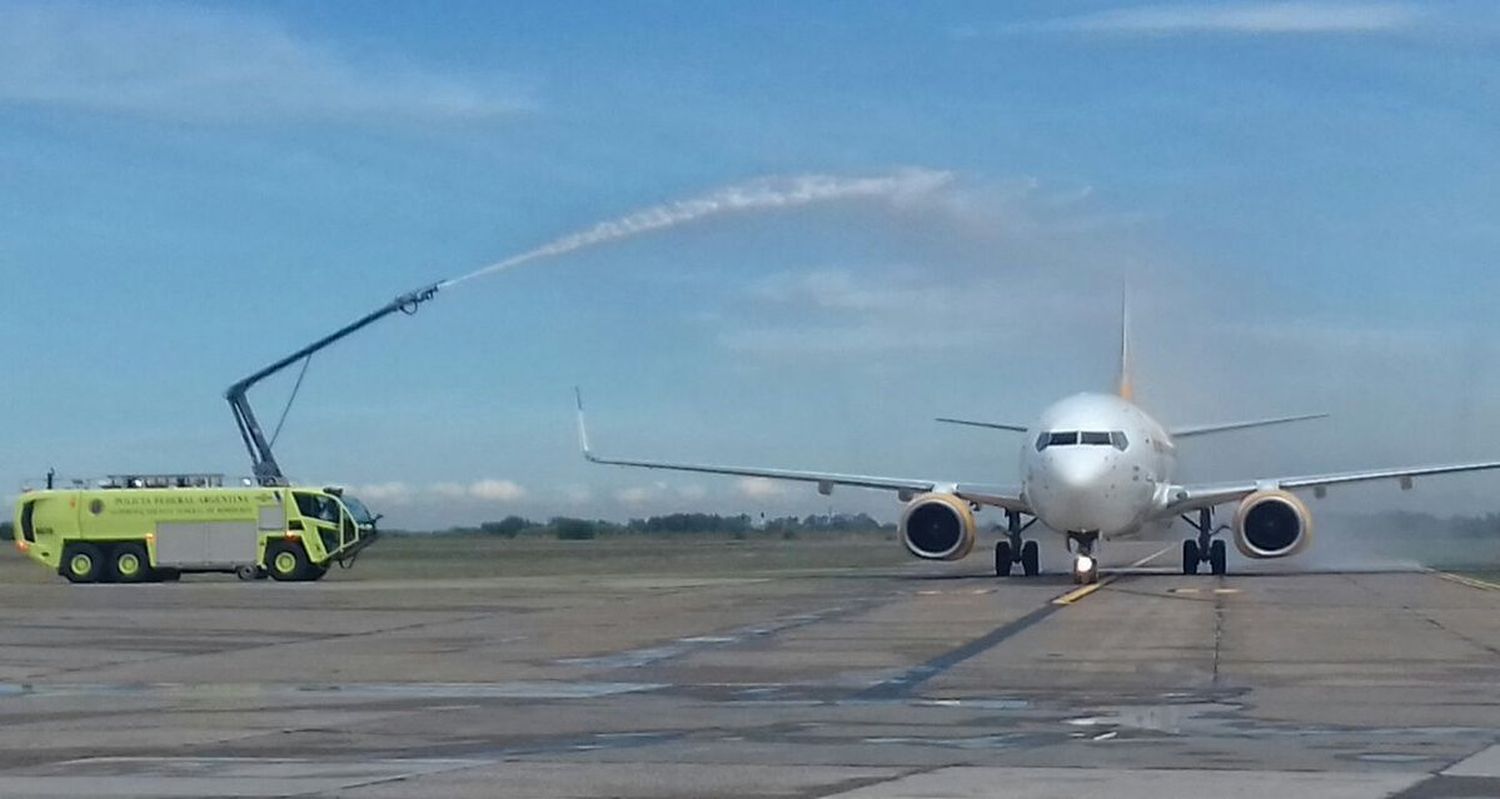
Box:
345;532;911;580
0;531;912;584
7;526;1497;585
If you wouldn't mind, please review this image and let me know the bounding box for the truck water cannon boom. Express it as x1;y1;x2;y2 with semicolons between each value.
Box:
11;280;440;584
226;282;443;486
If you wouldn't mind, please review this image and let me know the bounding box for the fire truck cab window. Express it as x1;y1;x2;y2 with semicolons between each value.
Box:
295;492;339;523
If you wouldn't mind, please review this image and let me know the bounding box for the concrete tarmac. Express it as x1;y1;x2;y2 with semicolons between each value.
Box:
1;543;1499;798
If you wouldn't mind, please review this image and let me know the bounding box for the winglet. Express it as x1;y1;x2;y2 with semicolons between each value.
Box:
574;387;596;461
1118;290;1134;401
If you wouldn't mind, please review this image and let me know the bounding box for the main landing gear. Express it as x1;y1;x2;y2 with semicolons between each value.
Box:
1181;507;1228;576
1067;531;1100;585
995;510;1040;577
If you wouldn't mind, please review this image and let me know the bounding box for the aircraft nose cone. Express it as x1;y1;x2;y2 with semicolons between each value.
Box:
1052;454;1106;490
1029;452;1119;533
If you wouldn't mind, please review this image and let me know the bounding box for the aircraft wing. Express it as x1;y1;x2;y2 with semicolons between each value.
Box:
575;392;1029;512
584;451;1028;511
934;417;1030;433
1165;460;1500;515
1169;413;1327;438
951;483;1031;513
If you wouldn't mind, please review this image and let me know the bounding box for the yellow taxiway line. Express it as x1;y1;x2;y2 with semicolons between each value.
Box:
1053;544;1176;606
1430;570;1500;592
1052;581;1110;605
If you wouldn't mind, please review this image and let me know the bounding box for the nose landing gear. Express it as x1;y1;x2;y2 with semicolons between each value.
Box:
995;511;1040;577
1181;508;1228;576
1067;531;1100;585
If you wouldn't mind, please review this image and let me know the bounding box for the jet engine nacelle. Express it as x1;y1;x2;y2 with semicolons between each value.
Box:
1232;489;1313;559
899;493;978;561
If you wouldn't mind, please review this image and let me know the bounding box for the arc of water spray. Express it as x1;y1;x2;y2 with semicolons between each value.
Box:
438;168;954;289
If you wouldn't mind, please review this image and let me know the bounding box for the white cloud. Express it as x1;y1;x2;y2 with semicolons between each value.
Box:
560;485;595;506
736;477;789;500
429;479;527;503
467;479;527;502
613;481;707;507
724;270;1077;360
709;175;1173;364
614;485;658;507
1005;3;1421;37
720;322;968;358
746;266;1006;318
351;482;416;505
0;3;529;124
750;269;929;314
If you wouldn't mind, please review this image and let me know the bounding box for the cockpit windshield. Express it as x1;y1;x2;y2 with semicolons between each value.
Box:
1043;431;1078;449
1036;431;1129;452
341;495;376;525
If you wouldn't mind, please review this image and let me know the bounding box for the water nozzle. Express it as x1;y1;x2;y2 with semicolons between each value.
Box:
396;282;442;315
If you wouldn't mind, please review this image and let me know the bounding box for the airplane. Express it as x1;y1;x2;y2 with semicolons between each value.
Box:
574;310;1500;584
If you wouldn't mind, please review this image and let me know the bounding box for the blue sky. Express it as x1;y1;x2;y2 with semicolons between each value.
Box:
3;1;1499;527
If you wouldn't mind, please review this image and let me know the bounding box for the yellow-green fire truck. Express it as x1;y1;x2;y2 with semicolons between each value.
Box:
12;473;378;583
11;284;435;584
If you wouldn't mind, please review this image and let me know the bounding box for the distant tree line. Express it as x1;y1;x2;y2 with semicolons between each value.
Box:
760;513;893;534
7;508;1500;545
1452;514;1500;538
412;512;895;540
403;509;1500;543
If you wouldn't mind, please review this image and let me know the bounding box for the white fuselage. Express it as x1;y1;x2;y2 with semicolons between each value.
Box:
1021;393;1176;538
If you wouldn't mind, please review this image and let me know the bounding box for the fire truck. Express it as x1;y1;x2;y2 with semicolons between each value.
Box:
11;283;441;583
14;474;376;582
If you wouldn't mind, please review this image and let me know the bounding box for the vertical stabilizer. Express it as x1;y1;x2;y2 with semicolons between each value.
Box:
1117;292;1134;401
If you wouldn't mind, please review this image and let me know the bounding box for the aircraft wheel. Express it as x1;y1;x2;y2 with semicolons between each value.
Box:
1182;540;1200;575
994;541;1013;577
1021;540;1040;576
1209;540;1227;576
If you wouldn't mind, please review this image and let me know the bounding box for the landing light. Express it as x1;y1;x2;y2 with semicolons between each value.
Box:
1074;555;1095;574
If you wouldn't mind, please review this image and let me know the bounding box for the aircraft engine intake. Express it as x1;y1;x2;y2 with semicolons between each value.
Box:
1232;489;1313;558
899;493;978;561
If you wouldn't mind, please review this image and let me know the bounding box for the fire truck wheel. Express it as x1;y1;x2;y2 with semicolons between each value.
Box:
62;543;105;584
266;541;311;582
109;543;151;583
